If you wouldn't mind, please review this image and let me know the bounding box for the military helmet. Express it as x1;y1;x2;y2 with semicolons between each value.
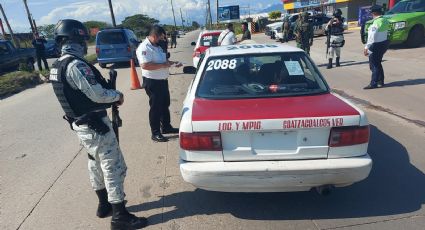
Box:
54;19;89;45
301;12;309;18
333;9;342;17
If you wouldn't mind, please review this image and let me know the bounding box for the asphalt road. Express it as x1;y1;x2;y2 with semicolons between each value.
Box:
1;30;425;230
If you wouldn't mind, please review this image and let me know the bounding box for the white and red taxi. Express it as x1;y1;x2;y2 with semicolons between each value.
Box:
179;44;372;193
192;30;223;67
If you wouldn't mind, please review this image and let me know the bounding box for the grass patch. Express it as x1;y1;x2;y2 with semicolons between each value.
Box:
85;54;98;64
0;71;43;99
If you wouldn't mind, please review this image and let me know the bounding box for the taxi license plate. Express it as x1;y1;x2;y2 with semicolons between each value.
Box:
252;131;297;155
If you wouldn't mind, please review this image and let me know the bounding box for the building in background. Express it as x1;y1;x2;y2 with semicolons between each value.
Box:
281;0;401;21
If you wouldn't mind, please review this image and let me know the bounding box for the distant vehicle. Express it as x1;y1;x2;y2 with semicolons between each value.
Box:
177;30;186;38
275;13;334;42
178;43;372;193
266;22;283;39
95;28;140;68
363;0;425;47
45;39;60;58
0;40;36;73
191;30;223;67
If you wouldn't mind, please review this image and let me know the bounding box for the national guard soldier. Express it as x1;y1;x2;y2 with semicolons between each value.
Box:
325;9;345;69
50;19;147;229
294;12;314;55
281;15;290;43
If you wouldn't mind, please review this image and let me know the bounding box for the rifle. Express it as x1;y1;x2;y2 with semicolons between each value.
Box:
326;19;332;58
108;69;122;142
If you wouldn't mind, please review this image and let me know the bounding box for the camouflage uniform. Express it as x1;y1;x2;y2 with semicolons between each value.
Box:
58;51;126;204
294;12;314;55
281;16;290;43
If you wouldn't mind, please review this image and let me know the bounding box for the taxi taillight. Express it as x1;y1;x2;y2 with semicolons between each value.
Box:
180;132;222;151
95;47;99;54
329;126;369;147
193;48;201;58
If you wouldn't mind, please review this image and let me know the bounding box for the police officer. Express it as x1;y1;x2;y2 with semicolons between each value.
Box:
281;15;290;43
170;28;177;48
32;33;49;71
326;9;345;69
241;22;251;41
364;5;390;89
50;19;147;229
136;25;181;142
294;12;314;55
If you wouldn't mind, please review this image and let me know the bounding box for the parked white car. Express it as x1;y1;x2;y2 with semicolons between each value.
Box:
179;43;372;193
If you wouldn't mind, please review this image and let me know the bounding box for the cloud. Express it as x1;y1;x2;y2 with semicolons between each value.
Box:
38;0;206;26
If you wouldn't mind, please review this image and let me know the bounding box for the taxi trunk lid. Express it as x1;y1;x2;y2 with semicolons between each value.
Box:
191;93;360;161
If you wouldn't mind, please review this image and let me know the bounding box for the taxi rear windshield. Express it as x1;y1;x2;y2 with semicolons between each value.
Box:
196;52;329;99
200;34;219;47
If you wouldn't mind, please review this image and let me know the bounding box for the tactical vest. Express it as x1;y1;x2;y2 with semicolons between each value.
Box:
297;21;311;43
50;55;112;118
330;17;345;35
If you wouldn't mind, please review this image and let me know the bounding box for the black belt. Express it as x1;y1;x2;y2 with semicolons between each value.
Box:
143;76;168;81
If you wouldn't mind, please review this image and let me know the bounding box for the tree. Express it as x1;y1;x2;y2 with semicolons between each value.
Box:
268;11;282;20
121;14;159;37
191;21;200;29
37;24;55;38
84;21;110;30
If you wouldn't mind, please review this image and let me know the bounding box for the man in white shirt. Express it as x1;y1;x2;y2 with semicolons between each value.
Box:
363;5;390;90
218;23;237;46
136;25;182;142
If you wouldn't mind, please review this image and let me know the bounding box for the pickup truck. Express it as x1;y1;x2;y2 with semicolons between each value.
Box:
0;40;36;73
363;0;425;48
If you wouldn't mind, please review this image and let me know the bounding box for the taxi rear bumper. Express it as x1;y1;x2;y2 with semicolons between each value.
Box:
180;154;372;192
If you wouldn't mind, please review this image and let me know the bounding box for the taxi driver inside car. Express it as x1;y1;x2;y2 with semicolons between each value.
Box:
179;43;371;194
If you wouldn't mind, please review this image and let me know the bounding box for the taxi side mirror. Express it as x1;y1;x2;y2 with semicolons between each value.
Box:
191;42;196;46
183;66;197;74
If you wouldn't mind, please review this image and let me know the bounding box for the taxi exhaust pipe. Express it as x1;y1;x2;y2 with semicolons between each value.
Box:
315;185;334;196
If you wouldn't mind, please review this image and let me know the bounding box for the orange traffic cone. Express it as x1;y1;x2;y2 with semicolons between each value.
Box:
130;59;142;90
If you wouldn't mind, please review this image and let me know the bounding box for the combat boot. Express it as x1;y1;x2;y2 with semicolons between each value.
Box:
327;58;333;69
95;189;112;218
336;57;341;67
111;202;148;230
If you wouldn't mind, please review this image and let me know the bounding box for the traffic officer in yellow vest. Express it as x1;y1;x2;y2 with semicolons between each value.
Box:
364;5;390;89
50;19;147;229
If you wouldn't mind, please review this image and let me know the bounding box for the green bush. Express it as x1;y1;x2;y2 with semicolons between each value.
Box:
85;54;98;64
0;71;42;98
18;62;34;72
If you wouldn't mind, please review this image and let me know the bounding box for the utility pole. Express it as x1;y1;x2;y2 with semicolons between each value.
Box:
108;0;116;27
216;0;219;24
0;3;19;47
32;16;38;34
206;0;212;29
0;18;6;39
180;8;185;30
23;0;35;34
169;0;177;29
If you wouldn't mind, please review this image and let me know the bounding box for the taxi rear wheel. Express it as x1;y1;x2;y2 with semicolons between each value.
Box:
406;25;425;48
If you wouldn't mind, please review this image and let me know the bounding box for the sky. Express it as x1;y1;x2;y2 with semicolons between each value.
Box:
0;0;281;33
